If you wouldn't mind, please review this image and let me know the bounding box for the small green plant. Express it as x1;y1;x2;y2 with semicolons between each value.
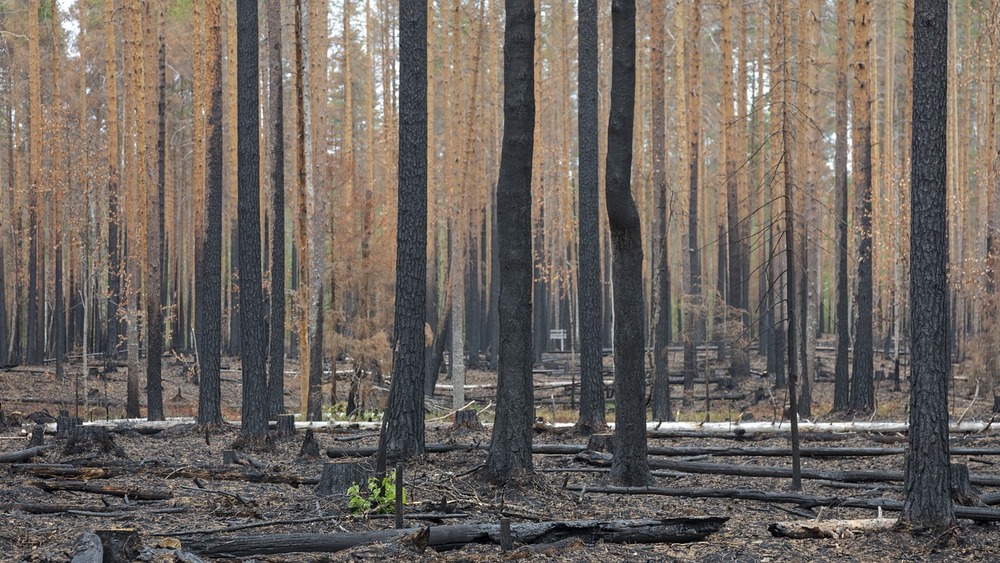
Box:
347;470;405;515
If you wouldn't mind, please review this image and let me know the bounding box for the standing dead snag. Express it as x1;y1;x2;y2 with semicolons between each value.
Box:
605;0;651;487
901;0;955;533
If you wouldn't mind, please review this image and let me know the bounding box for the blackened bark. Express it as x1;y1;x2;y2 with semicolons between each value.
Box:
55;239;64;378
424;302;450;396
27;193;38;364
307;283;324;421
575;0;606;432
198;0;225;427
0;244;6;366
237;0;269;438
606;0;651;487
832;0;850;413
532;206;547;365
650;0;670;423
146;11;167;422
485;0;535;484
266;0;286;418
901;0;954;532
683;1;702;388
850;0;874;415
379;0;427;462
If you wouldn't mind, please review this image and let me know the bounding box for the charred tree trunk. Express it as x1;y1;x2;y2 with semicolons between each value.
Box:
649;0;671;423
236;0;269;438
901;0;954;533
266;0;286;419
485;0;536;484
378;0;428;463
606;0;651;488
197;0;225;427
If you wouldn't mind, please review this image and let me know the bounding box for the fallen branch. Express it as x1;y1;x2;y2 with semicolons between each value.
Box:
185;517;728;557
564;484;1000;522
578;453;1000;487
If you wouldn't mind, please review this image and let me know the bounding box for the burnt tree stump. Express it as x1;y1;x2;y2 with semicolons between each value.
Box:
316;462;369;497
56;416;82;437
587;433;614;454
63;426;126;457
451;410;483;433
30;424;45;447
299;429;320;458
276;414;297;437
951;463;982;506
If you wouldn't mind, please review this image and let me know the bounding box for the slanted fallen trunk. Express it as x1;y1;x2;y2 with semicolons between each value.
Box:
768;518;897;539
578;453;1000;486
185;517;728;557
0;445;52;463
565;484;1000;522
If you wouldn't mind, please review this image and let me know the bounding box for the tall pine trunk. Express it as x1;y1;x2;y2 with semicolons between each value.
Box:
378;0;428;462
236;0;269;439
485;0;535;484
850;0;875;415
901;0;954;532
832;0;851;413
649;0;671;422
197;0;225;427
266;0;286;418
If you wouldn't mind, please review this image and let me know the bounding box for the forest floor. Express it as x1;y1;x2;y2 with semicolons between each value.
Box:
2;343;1000;561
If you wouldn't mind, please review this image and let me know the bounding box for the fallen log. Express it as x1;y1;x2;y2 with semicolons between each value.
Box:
1;502;186;518
578;453;1000;487
768;518;897;539
9;461;319;486
0;445;52;463
185;517;728;557
24;479;173;500
326;442;585;458
42;417;1000;436
564;484;1000;522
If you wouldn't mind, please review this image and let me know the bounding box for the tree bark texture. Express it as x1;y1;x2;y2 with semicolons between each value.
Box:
485;0;535;484
379;0;428;462
649;0;671;423
266;0;286;419
833;0;851;413
901;0;955;533
27;0;41;365
145;3;166;422
198;0;225;427
576;0;605;432
683;0;703;387
850;0;875;415
236;0;269;437
605;0;651;488
186;518;727;557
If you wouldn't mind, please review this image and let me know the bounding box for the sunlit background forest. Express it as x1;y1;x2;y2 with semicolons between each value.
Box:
0;0;997;417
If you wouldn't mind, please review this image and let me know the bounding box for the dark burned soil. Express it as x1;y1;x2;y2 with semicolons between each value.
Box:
3;349;1000;562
